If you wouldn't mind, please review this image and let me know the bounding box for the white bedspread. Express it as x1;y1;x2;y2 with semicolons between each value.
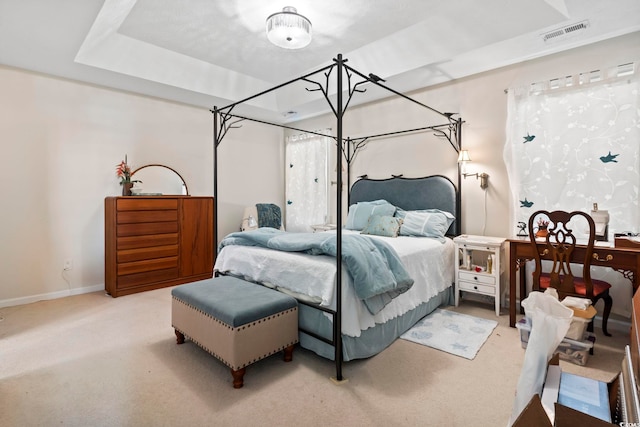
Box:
214;230;454;337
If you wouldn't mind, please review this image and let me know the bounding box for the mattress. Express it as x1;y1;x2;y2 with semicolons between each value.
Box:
214;230;455;338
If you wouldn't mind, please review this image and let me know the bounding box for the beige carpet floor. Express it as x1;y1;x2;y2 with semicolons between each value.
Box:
0;288;629;427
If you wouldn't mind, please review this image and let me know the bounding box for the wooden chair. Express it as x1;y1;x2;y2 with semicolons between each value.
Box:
527;210;613;336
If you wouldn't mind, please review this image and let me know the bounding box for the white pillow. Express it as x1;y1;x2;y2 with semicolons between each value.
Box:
398;209;455;241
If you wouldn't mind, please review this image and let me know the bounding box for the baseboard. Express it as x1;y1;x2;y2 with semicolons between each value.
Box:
0;284;105;308
599;315;631;333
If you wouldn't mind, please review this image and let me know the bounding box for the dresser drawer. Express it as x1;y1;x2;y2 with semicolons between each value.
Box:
459;280;496;295
117;233;179;250
117;256;179;276
117;198;178;211
117;245;179;263
117;221;178;237
459;271;495;285
118;209;178;224
117;268;180;289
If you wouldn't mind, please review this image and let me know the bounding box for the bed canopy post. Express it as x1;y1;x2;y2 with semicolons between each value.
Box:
455;118;463;235
334;54;344;382
345;137;352;200
213;106;219;249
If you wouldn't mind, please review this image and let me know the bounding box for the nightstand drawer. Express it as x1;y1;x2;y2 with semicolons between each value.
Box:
459;271;495;285
459;280;496;295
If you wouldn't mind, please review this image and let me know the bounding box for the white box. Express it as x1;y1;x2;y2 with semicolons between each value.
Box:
565;316;590;340
516;318;595;366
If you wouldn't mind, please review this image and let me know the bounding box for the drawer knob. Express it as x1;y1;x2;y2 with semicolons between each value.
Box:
474;276;478;281
474;286;478;290
593;253;613;262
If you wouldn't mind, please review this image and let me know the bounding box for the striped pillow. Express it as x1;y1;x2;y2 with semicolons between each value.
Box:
398;209;455;241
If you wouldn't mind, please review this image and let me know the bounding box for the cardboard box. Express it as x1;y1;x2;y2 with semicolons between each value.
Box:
512;355;618;426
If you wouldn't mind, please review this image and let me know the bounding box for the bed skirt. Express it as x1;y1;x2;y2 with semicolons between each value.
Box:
298;286;454;361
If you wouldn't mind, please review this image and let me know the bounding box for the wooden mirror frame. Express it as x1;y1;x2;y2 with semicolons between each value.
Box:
131;164;190;195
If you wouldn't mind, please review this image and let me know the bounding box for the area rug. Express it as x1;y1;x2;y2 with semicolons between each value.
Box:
400;308;498;360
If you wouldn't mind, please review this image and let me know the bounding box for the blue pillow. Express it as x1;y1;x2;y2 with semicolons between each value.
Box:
398;209;455;241
361;215;403;238
345;200;396;230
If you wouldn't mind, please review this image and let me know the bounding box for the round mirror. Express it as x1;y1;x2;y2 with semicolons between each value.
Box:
131;164;189;195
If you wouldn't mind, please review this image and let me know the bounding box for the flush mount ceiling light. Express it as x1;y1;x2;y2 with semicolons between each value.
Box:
266;6;312;49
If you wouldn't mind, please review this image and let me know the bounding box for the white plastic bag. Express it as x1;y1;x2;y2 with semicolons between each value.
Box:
508;291;573;425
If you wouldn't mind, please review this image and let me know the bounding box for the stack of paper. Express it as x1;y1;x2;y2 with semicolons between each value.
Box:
558;372;611;423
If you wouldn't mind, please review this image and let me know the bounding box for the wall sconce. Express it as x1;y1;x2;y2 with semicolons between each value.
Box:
458;149;489;189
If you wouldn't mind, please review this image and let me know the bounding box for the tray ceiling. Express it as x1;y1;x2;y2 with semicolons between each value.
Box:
1;0;639;122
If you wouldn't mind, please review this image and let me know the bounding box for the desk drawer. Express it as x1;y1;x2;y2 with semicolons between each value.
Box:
592;248;638;268
459;280;496;295
459;271;495;285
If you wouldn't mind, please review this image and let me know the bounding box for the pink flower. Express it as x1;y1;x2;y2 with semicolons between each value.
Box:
115;155;141;185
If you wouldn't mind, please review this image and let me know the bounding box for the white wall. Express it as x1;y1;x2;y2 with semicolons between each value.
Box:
0;67;284;306
215;120;285;239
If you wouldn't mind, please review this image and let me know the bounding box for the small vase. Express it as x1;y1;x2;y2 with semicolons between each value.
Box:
535;226;548;238
122;182;133;196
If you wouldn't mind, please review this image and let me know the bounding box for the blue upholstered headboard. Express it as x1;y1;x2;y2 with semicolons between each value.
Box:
349;175;459;236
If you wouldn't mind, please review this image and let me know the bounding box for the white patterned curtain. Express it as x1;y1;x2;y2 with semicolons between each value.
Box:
504;63;640;316
285;130;330;232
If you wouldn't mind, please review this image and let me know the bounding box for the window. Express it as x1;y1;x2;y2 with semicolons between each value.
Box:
504;64;640;316
285;130;331;232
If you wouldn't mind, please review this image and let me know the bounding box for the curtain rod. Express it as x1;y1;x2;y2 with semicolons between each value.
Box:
504;61;637;94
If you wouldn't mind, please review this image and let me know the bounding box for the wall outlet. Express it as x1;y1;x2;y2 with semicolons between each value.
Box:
63;259;73;271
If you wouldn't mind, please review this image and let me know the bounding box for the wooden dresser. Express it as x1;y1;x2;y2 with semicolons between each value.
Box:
105;196;214;297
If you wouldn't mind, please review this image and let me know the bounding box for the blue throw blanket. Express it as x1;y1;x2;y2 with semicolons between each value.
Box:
219;228;414;315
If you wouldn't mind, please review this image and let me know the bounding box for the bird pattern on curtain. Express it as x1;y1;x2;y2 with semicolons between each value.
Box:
285;131;330;232
504;67;640;316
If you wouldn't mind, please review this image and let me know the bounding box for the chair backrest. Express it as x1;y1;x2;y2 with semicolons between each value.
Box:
527;210;596;298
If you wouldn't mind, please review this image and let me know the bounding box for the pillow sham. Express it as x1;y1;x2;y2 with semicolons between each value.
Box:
361;215;403;238
398;209;455;241
345;200;396;230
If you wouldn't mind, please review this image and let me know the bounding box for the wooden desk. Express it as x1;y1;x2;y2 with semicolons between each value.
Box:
508;237;640;327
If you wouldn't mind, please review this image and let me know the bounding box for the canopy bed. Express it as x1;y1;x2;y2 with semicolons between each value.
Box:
211;54;464;381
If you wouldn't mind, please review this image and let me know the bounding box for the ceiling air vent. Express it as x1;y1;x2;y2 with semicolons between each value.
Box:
542;20;590;42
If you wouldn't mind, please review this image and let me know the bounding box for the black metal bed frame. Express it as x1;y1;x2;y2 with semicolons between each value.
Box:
212;54;463;382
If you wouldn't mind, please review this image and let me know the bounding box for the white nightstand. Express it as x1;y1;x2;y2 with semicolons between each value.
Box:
454;235;506;316
310;223;337;233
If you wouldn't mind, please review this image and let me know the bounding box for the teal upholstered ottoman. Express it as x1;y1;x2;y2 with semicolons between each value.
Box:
171;276;298;388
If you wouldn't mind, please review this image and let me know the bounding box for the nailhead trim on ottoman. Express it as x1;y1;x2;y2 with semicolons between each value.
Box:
171;276;299;388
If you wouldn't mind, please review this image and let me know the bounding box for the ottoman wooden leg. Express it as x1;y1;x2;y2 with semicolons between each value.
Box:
231;367;246;389
283;344;294;362
175;329;185;344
